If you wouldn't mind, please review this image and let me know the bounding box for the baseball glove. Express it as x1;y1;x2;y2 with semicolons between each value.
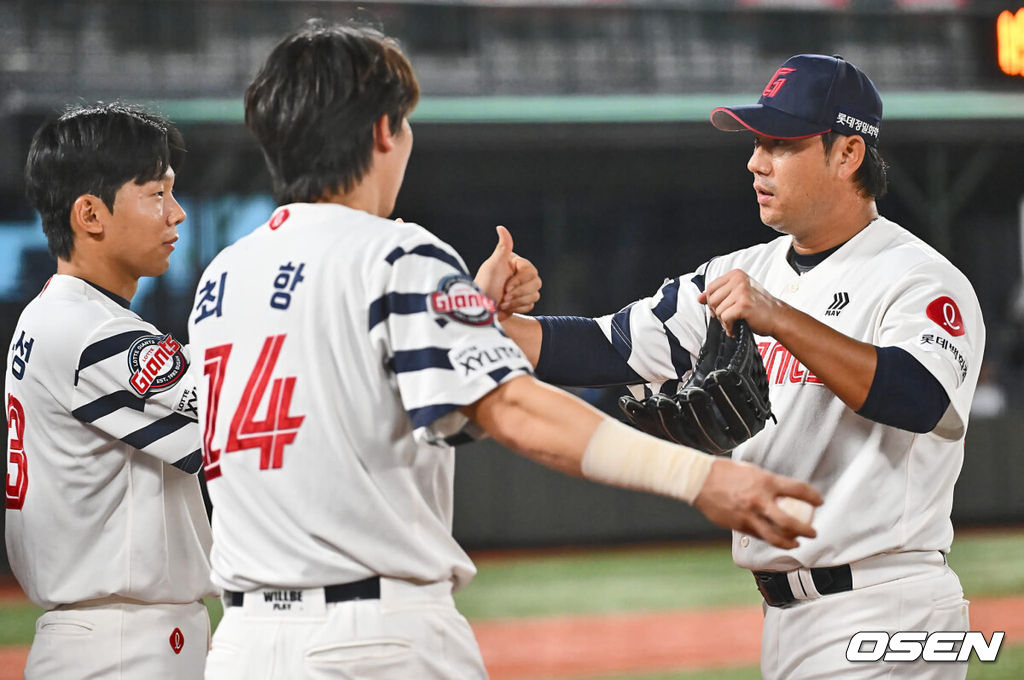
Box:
618;318;773;454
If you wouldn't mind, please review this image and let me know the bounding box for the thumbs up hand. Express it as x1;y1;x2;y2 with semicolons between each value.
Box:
474;226;542;321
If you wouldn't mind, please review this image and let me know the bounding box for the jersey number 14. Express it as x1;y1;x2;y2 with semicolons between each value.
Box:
201;334;305;480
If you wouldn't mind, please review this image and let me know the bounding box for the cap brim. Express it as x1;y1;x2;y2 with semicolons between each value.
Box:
710;105;829;140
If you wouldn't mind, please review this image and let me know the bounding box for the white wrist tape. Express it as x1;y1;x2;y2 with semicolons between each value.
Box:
581;419;714;505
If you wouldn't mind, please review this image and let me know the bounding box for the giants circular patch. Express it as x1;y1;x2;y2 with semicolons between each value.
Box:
430;274;496;326
926;296;965;337
127;334;187;396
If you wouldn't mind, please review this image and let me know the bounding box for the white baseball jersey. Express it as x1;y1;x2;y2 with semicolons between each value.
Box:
187;202;532;593
597;217;984;571
5;275;214;610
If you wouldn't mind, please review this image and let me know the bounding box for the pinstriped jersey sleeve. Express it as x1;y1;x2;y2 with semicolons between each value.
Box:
593;274;709;393
368;230;533;445
70;316;202;471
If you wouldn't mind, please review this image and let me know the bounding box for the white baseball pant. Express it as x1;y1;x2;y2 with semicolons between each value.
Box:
761;552;969;679
205;578;487;680
24;599;210;679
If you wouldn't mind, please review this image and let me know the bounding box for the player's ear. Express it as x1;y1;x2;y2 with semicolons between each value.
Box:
835;134;866;181
69;194;108;238
373;114;396;153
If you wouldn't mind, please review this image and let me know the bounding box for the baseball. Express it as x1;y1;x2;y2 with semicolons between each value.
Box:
777;496;815;524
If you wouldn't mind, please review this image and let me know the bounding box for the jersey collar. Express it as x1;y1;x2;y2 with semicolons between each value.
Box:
80;278;131;309
786;243;844;275
785;217;881;275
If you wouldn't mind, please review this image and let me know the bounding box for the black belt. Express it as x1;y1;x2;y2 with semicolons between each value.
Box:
753;564;852;607
227;577;381;608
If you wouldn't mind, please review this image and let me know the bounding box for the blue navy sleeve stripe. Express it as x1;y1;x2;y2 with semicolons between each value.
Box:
665;326;693;378
120;413;193;450
407;403;462;430
652;278;681;323
648;278;693;378
390;347;452;373
72;390;147;423
608;304;634;358
535;316;643;387
857;346;950;433
368;293;429;330
488;367;513;384
78;330;150;371
172;449;203;474
690;273;706;293
385;244;468;275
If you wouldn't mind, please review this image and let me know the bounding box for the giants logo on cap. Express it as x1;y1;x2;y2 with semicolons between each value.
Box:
127;334;187;396
762;67;796;98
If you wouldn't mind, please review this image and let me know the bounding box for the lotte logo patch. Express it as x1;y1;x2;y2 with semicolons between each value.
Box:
169;627;184;654
926;296;965;337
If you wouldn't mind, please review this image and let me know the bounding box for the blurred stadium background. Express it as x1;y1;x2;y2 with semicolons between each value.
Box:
2;1;1024;677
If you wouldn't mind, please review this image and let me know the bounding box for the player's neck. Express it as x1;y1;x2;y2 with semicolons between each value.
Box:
319;181;393;218
56;257;139;301
791;201;878;255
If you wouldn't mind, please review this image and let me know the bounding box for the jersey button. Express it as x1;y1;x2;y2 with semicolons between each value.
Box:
788;282;799;293
740;536;750;548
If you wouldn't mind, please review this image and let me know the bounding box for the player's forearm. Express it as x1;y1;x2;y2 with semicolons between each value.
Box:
771;303;877;410
498;314;543;368
462;375;602;476
462;376;822;546
463;376;712;503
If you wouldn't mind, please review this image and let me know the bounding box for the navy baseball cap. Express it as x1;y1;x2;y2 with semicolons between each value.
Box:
711;54;883;146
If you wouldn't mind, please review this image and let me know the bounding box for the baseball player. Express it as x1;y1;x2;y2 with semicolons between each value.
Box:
500;55;984;678
189;21;822;680
5;103;215;679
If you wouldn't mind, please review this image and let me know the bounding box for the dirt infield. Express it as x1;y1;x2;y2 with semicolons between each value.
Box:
474;595;1024;679
475;605;763;679
1;595;1021;680
0;579;27;605
0;648;29;680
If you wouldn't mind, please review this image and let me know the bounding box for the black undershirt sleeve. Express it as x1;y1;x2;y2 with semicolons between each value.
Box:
535;316;644;387
856;345;950;433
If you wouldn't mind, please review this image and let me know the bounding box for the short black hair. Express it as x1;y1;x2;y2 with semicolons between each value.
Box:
245;19;420;204
24;102;185;261
822;131;888;200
